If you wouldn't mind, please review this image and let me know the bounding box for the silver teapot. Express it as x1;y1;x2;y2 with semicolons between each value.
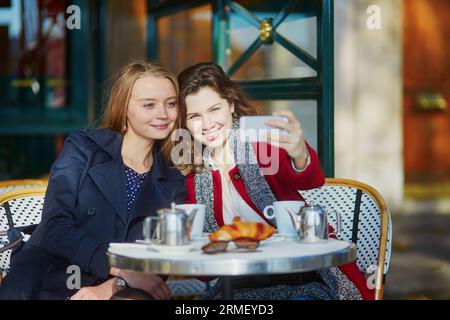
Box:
287;202;341;243
143;203;198;246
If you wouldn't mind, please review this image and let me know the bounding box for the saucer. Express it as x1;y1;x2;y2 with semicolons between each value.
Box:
135;240;197;254
294;239;330;245
146;243;196;255
260;235;285;245
274;233;298;239
190;233;210;241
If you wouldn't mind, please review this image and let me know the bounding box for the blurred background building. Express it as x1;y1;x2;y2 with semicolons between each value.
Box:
0;0;449;299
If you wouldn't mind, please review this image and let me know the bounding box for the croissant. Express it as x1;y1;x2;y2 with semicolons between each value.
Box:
209;217;276;241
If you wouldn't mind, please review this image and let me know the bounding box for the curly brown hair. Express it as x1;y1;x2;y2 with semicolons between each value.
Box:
177;62;261;173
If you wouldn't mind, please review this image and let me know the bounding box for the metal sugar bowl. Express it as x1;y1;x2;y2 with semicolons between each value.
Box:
288;202;342;243
143;203;198;246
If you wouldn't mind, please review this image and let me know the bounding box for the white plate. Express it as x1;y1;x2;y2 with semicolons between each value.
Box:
190;233;210;241
109;242;147;250
260;235;285;245
274;233;298;239
145;243;196;255
191;232;210;238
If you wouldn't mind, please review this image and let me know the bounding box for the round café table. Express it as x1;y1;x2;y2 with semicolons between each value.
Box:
107;237;356;299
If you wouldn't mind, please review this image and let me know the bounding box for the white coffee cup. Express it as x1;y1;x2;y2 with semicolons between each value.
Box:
175;204;206;239
263;201;305;236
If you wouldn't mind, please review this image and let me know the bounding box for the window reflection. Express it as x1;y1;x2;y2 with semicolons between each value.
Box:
106;0;147;76
0;0;67;109
254;99;318;150
158;5;212;75
229;1;317;80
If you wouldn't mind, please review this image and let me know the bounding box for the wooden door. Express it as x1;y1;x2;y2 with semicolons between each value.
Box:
403;0;450;197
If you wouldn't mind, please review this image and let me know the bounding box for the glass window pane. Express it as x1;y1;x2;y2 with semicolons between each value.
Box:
106;0;147;75
0;0;68;109
276;15;317;59
158;5;212;75
229;2;317;80
254;99;318;151
230;40;317;80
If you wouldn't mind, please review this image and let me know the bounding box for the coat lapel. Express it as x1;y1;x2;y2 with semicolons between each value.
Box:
129;177;166;220
88;159;128;224
129;148;184;221
84;129;183;224
86;129;128;224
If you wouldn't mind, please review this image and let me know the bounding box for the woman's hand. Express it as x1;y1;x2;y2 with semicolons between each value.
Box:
118;270;171;300
70;278;116;300
264;110;310;170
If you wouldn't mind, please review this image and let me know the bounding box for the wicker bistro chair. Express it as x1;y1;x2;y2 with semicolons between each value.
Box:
301;178;392;300
166;276;208;299
158;178;393;300
0;188;46;283
0;179;48;196
166;179;392;300
0;187;207;298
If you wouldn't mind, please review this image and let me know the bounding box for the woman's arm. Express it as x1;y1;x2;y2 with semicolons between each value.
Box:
259;110;325;190
109;267;171;300
39;132;110;279
69;277;118;300
43;133;172;300
277;142;325;190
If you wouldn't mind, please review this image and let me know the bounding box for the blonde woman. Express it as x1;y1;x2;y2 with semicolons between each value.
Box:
0;61;185;300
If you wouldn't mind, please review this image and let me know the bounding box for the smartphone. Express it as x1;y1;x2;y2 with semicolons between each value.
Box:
239;115;288;142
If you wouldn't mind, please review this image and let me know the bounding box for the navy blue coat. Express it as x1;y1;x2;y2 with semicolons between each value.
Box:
0;128;186;299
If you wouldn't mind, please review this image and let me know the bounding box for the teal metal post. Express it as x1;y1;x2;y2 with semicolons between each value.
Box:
318;0;334;177
213;0;230;69
147;0;159;60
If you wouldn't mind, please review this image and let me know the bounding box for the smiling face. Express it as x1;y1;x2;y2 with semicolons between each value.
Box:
126;75;178;141
184;87;235;150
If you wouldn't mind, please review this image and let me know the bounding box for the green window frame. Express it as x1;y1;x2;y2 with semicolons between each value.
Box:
147;0;334;177
0;0;91;135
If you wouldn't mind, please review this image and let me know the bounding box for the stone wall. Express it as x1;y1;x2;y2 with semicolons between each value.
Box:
334;0;404;211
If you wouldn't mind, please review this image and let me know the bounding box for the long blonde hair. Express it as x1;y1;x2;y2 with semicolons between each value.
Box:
101;60;179;163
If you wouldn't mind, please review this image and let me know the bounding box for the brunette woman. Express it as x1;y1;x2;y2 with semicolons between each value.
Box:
176;62;374;300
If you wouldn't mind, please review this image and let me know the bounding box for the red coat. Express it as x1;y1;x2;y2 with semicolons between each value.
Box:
185;142;374;300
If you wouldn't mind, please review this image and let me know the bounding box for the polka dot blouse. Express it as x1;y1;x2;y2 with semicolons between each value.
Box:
124;164;149;213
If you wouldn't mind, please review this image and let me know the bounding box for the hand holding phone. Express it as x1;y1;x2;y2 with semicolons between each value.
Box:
239;115;288;142
240;111;310;170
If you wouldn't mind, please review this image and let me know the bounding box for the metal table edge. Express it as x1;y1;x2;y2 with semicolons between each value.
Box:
107;242;356;276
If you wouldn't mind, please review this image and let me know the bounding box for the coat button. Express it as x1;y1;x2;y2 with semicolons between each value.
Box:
233;173;241;180
47;264;54;273
87;208;96;216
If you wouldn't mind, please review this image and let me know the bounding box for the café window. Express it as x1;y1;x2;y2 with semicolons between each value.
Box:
148;0;334;176
0;0;90;179
229;2;317;81
157;4;212;75
256;99;318;151
0;0;68;109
